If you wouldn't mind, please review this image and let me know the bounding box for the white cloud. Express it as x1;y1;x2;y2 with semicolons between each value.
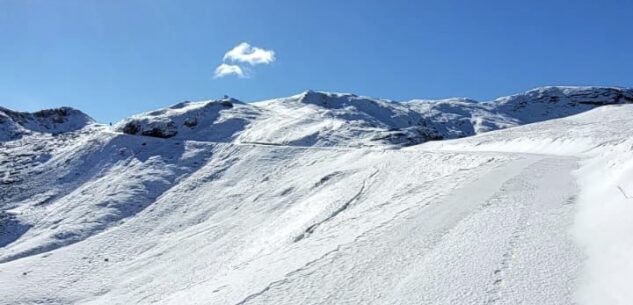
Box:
213;63;245;79
213;42;275;79
223;42;276;65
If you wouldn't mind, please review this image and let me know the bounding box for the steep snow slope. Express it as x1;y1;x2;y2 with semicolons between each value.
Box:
2;144;526;304
420;104;633;304
1;87;633;305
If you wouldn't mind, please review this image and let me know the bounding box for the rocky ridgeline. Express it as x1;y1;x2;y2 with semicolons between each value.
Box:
2;86;632;147
116;98;239;139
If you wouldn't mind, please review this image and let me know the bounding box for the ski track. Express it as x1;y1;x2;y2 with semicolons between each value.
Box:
1;134;585;305
294;168;379;242
233;156;582;305
0;140;584;305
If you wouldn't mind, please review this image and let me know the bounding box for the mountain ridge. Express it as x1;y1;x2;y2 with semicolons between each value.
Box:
2;86;631;146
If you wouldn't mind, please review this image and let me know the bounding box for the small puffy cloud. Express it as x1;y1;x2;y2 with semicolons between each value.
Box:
214;42;275;79
223;42;276;65
214;63;245;79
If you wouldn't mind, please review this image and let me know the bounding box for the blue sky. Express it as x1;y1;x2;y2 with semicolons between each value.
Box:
2;0;632;123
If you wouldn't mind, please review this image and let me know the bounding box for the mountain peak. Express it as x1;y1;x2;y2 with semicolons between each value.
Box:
295;90;360;104
114;97;249;140
0;106;94;140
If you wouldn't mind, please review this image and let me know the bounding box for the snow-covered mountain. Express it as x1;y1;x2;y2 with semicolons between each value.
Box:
0;106;94;141
113;86;633;147
1;86;633;305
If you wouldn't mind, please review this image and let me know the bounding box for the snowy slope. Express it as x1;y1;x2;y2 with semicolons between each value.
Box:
1;87;633;305
240;91;440;146
408;86;633;139
419;103;633;304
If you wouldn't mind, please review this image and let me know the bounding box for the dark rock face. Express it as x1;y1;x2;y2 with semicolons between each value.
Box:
121;122;141;135
183;118;198;128
140;122;178;138
220;101;234;108
120;121;178;138
374;125;444;147
571;88;633;105
0;212;30;248
32;108;72;122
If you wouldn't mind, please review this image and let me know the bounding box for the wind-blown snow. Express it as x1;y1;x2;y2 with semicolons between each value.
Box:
1;86;633;305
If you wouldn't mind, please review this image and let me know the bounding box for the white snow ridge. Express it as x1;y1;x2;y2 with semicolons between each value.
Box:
1;86;633;305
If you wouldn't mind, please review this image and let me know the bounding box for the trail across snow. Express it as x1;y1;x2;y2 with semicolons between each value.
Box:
0;141;585;305
227;155;582;305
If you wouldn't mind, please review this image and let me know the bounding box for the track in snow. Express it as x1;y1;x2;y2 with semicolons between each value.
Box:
233;155;583;305
0;139;585;305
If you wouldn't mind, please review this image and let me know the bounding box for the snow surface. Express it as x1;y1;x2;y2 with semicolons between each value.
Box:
1;86;633;304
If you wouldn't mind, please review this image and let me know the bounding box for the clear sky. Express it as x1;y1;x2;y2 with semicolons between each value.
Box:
2;0;632;123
